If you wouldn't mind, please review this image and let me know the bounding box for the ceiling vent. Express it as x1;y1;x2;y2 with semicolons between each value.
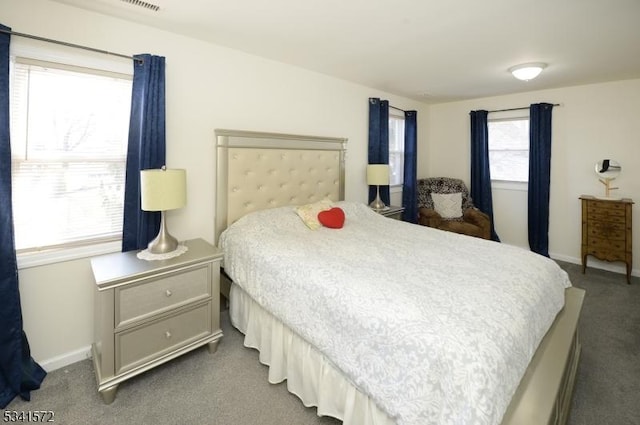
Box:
119;0;160;12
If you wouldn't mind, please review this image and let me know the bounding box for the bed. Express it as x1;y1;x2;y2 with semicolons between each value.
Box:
214;129;585;425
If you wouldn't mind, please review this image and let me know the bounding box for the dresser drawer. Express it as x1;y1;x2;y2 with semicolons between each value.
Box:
588;222;626;240
587;237;626;252
587;199;626;220
587;208;626;224
587;200;627;211
585;247;626;263
116;265;211;328
115;301;212;374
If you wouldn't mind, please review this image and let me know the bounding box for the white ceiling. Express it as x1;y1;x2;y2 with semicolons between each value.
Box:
53;0;640;103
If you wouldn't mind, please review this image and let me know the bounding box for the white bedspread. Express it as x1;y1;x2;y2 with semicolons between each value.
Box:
219;202;571;425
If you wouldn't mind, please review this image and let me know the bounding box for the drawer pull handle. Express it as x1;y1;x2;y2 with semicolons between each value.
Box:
165;331;172;339
165;290;172;297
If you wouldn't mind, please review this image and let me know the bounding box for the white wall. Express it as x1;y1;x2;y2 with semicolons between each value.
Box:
2;0;429;368
425;79;640;273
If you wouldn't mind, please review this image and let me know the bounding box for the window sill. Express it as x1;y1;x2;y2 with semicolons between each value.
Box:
17;240;122;270
390;184;404;194
491;180;528;192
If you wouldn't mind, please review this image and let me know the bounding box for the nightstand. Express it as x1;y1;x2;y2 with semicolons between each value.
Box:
90;238;223;404
375;205;405;220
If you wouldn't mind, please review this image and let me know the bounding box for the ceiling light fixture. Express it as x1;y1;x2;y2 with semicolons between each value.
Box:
509;63;547;81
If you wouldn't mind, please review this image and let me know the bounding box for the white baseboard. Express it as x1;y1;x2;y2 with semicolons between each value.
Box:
499;243;638;278
549;252;638;278
39;345;92;372
549;253;582;266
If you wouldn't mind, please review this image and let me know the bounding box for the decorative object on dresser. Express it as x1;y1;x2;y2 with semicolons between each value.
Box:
417;177;491;239
595;159;622;198
90;238;223;404
580;195;633;284
139;166;187;255
367;164;390;211
375;205;404;220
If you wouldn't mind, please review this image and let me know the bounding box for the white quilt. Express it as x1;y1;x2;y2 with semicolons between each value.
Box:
219;202;571;425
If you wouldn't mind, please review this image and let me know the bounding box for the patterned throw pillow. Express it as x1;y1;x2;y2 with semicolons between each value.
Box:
294;198;333;230
431;192;463;219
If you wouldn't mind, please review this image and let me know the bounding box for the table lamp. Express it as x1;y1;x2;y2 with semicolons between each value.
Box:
140;167;186;254
367;164;390;211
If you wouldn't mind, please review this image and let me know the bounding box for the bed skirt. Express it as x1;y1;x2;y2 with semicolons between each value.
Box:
229;283;394;425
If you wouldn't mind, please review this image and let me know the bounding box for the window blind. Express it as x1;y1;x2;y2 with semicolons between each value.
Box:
10;58;132;252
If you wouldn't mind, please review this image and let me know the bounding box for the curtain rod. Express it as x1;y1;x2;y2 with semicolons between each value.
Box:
488;103;561;113
390;105;407;113
0;28;142;63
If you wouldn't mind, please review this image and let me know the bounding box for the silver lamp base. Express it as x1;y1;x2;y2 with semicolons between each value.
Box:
147;211;179;254
369;187;389;211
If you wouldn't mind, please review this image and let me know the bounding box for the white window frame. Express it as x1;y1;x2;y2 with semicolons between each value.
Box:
10;40;132;269
388;111;405;194
488;111;530;192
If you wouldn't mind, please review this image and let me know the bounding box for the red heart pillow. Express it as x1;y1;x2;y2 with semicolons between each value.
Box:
318;207;345;229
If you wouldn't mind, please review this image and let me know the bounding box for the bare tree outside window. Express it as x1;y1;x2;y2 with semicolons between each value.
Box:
10;59;132;251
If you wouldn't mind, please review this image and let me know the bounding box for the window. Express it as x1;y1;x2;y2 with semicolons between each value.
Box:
488;117;529;182
10;58;132;252
388;113;405;186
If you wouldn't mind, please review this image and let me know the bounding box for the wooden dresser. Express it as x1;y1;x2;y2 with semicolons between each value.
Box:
580;195;633;284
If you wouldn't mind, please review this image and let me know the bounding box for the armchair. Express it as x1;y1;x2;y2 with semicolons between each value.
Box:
417;177;491;240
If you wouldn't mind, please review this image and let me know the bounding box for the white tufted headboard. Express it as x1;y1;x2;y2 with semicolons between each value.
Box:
214;129;347;243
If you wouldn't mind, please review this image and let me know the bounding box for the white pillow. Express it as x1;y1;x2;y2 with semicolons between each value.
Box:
294;198;333;230
431;192;463;219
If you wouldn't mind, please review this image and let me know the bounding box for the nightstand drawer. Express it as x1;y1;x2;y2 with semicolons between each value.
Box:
115;301;212;374
116;265;211;328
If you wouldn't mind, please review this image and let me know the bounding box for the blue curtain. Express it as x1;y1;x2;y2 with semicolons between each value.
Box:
469;110;500;241
528;103;554;257
401;110;418;223
122;54;166;252
367;98;390;205
0;23;46;409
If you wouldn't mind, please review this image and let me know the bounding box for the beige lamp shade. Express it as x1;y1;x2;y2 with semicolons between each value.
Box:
367;164;390;186
140;168;187;211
